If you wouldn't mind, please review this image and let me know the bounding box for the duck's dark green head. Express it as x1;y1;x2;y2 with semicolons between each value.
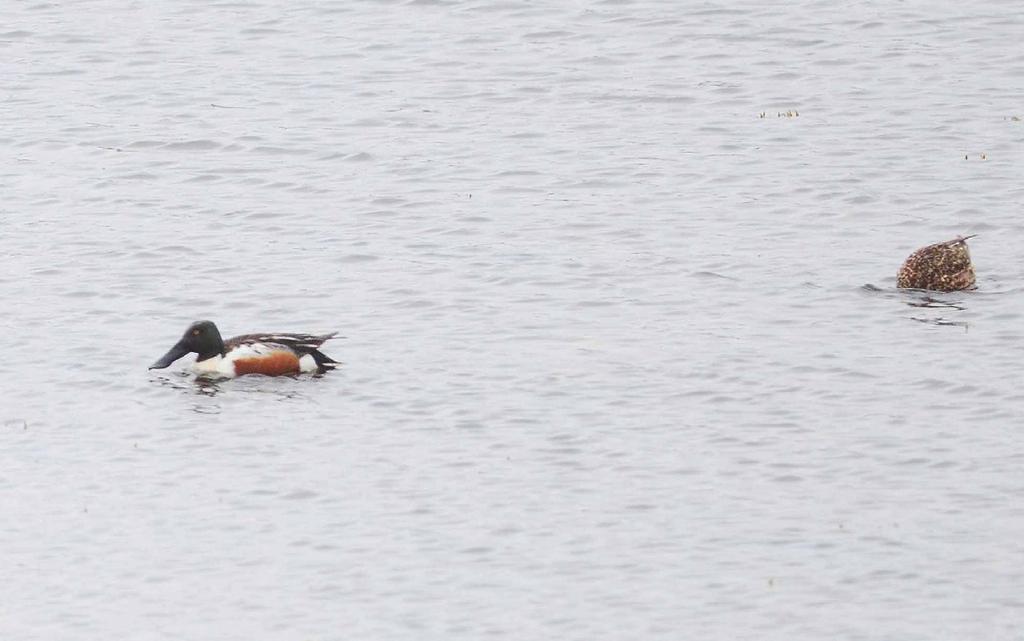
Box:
149;320;226;369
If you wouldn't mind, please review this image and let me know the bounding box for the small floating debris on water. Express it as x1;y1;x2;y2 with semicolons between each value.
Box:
759;110;799;118
964;153;987;160
897;235;977;292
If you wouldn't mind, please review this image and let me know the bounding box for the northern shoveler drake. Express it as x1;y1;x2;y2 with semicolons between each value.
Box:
149;320;340;378
897;235;977;292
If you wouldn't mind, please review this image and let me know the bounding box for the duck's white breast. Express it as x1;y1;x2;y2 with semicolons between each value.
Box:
192;354;235;376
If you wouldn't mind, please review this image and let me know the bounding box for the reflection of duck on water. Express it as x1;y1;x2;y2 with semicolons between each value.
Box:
897;236;977;292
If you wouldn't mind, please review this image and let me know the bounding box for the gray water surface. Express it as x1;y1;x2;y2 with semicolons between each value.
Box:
2;1;1023;639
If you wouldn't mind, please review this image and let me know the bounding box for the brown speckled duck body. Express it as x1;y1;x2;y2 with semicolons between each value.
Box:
897;236;976;292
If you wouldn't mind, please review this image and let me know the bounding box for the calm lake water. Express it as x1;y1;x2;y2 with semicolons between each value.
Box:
2;1;1023;639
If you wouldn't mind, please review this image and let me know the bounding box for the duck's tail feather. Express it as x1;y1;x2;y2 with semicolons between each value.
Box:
310;349;341;373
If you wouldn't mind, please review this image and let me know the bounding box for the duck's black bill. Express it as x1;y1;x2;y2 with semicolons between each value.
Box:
149;339;190;370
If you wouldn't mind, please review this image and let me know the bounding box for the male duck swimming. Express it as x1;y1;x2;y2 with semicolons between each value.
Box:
150;320;339;377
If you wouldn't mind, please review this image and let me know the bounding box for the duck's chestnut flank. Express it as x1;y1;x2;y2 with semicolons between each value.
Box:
233;351;303;377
